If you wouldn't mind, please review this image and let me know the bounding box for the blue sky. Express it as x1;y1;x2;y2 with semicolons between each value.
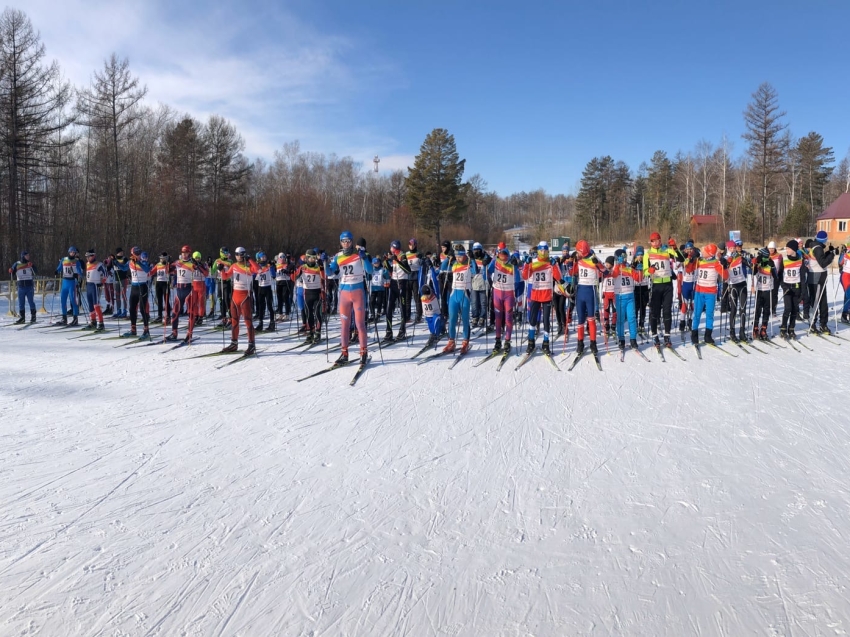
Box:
25;0;850;195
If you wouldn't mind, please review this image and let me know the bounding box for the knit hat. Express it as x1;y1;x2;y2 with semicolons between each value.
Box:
815;230;828;244
786;239;799;252
758;247;769;260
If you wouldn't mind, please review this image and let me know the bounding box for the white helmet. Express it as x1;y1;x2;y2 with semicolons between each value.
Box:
767;241;776;249
473;242;483;251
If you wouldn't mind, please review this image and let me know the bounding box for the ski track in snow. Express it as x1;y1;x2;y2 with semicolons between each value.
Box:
2;284;850;637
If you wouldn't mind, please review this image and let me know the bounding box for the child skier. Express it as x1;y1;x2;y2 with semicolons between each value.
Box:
611;249;639;351
83;249;106;331
521;241;562;355
569;240;606;356
779;240;804;340
751;247;777;340
690;244;728;345
487;246;520;354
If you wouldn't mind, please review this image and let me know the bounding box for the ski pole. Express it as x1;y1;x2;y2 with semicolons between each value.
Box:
372;313;384;364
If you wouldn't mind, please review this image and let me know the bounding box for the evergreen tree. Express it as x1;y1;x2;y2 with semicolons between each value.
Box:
780;199;810;237
796;132;834;230
405;128;466;246
742;82;788;243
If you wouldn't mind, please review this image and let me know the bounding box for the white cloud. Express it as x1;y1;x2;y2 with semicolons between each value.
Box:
20;0;410;169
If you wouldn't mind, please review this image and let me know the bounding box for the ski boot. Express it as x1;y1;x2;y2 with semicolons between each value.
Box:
821;325;833;336
123;327;137;337
255;321;263;332
730;330;739;343
69;316;79;327
810;324;821;335
95;322;105;332
589;340;598;354
678;319;686;332
460;339;470;355
54;315;68;326
541;339;551;355
30;311;37;323
759;325;767;341
842;313;850;325
181;333;193;344
442;339;456;354
663;334;672;347
195;317;204;326
739;327;746;342
104;305;113;316
526;337;536;354
151;317;162;324
779;327;788;339
382;330;394;344
141;328;150;338
752;326;760;341
704;328;715;345
82;320;96;331
245;342;256;355
493;338;502;353
222;340;238;353
653;334;661;347
575;340;585;356
503;339;511;353
618;339;626;351
14;315;25;325
335;349;349;365
629;338;639;350
359;351;369;365
395;329;407;341
165;331;179;342
265;322;276;332
691;329;699;345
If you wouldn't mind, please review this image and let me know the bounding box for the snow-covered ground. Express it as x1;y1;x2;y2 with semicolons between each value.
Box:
2;278;850;636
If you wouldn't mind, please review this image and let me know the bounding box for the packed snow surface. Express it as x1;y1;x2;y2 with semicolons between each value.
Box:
2;283;850;636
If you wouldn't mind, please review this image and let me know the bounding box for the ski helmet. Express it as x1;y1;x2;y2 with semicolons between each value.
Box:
85;248;96;258
409;238;417;247
220;247;230;258
605;255;615;266
703;243;718;258
635;245;645;256
649;232;661;242
140;252;148;261
20;250;29;260
537;241;550;252
192;251;202;260
234;247;247;257
181;245;191;254
390;240;402;251
68;246;78;254
498;241;506;250
735;239;743;247
372;257;381;267
758;247;770;260
684;241;694;250
420;284;432;297
257;251;267;261
473;242;484;251
340;231;353;243
131;246;141;256
575;240;590;257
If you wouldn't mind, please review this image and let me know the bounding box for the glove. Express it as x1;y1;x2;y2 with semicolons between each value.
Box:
648;267;656;275
358;248;366;259
217;263;225;271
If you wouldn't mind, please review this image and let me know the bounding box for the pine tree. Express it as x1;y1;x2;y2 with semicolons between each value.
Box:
796;132;834;231
405;128;466;247
742;82;788;243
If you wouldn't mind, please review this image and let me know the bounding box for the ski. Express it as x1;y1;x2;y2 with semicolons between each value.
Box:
471;326;495;340
215;349;261;369
664;343;687;362
183;349;243;360
591;351;602;371
13;322;38;330
693;344;703;360
418;349;453;365
448;346;474;370
566;352;585;371
740;339;768;354
473;348;502;368
619;348;626;362
727;340;751;355
285;339;316;352
763;336;787;349
114;333;151;348
810;331;840;345
543;352;561;371
298;341;325;354
411;337;443;360
706;343;737;357
654;343;666;362
349;356;372;386
794;336;814;352
296;360;350;382
160;337;199;352
514;348;536;371
128;337;168;349
496;349;512;371
631;346;650;362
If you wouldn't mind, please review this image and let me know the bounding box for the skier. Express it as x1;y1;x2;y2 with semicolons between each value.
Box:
521;241;562;355
722;240;751;342
384;240;412;342
83;249;106;331
9;251;37;324
487;246;520;354
297;249;326;344
608;248;639;351
254;251;276;331
191;251;209;326
751;247;778;340
126;247;152;338
55;246;83;325
643;234;684;347
219;247;258;354
213;247;233;326
690;244;728;345
553;247;571;337
839;243;850;324
767;241;782;316
418;284;445;348
102;255;114;315
438;240;453;322
569;240;605;356
274;253;292;320
406;238;424;322
678;242;698;332
779;239;804;340
440;244;479;354
369;257;390;321
601;256;617;337
633;245;649;336
806;230;836;334
150;252;173;324
112;248;130;318
167;245;199;342
326;230;372;365
470;242;491;328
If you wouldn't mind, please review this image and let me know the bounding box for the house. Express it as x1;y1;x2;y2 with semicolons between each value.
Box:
817;193;850;244
689;215;722;241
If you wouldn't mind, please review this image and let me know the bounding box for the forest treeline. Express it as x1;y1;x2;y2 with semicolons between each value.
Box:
2;6;848;273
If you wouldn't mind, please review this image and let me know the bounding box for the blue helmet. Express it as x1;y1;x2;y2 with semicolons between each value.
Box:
340;231;353;243
256;251;266;261
635;245;645;256
20;250;29;260
537;241;550;251
391;240;402;251
68;246;78;254
140;251;148;261
372;257;381;267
